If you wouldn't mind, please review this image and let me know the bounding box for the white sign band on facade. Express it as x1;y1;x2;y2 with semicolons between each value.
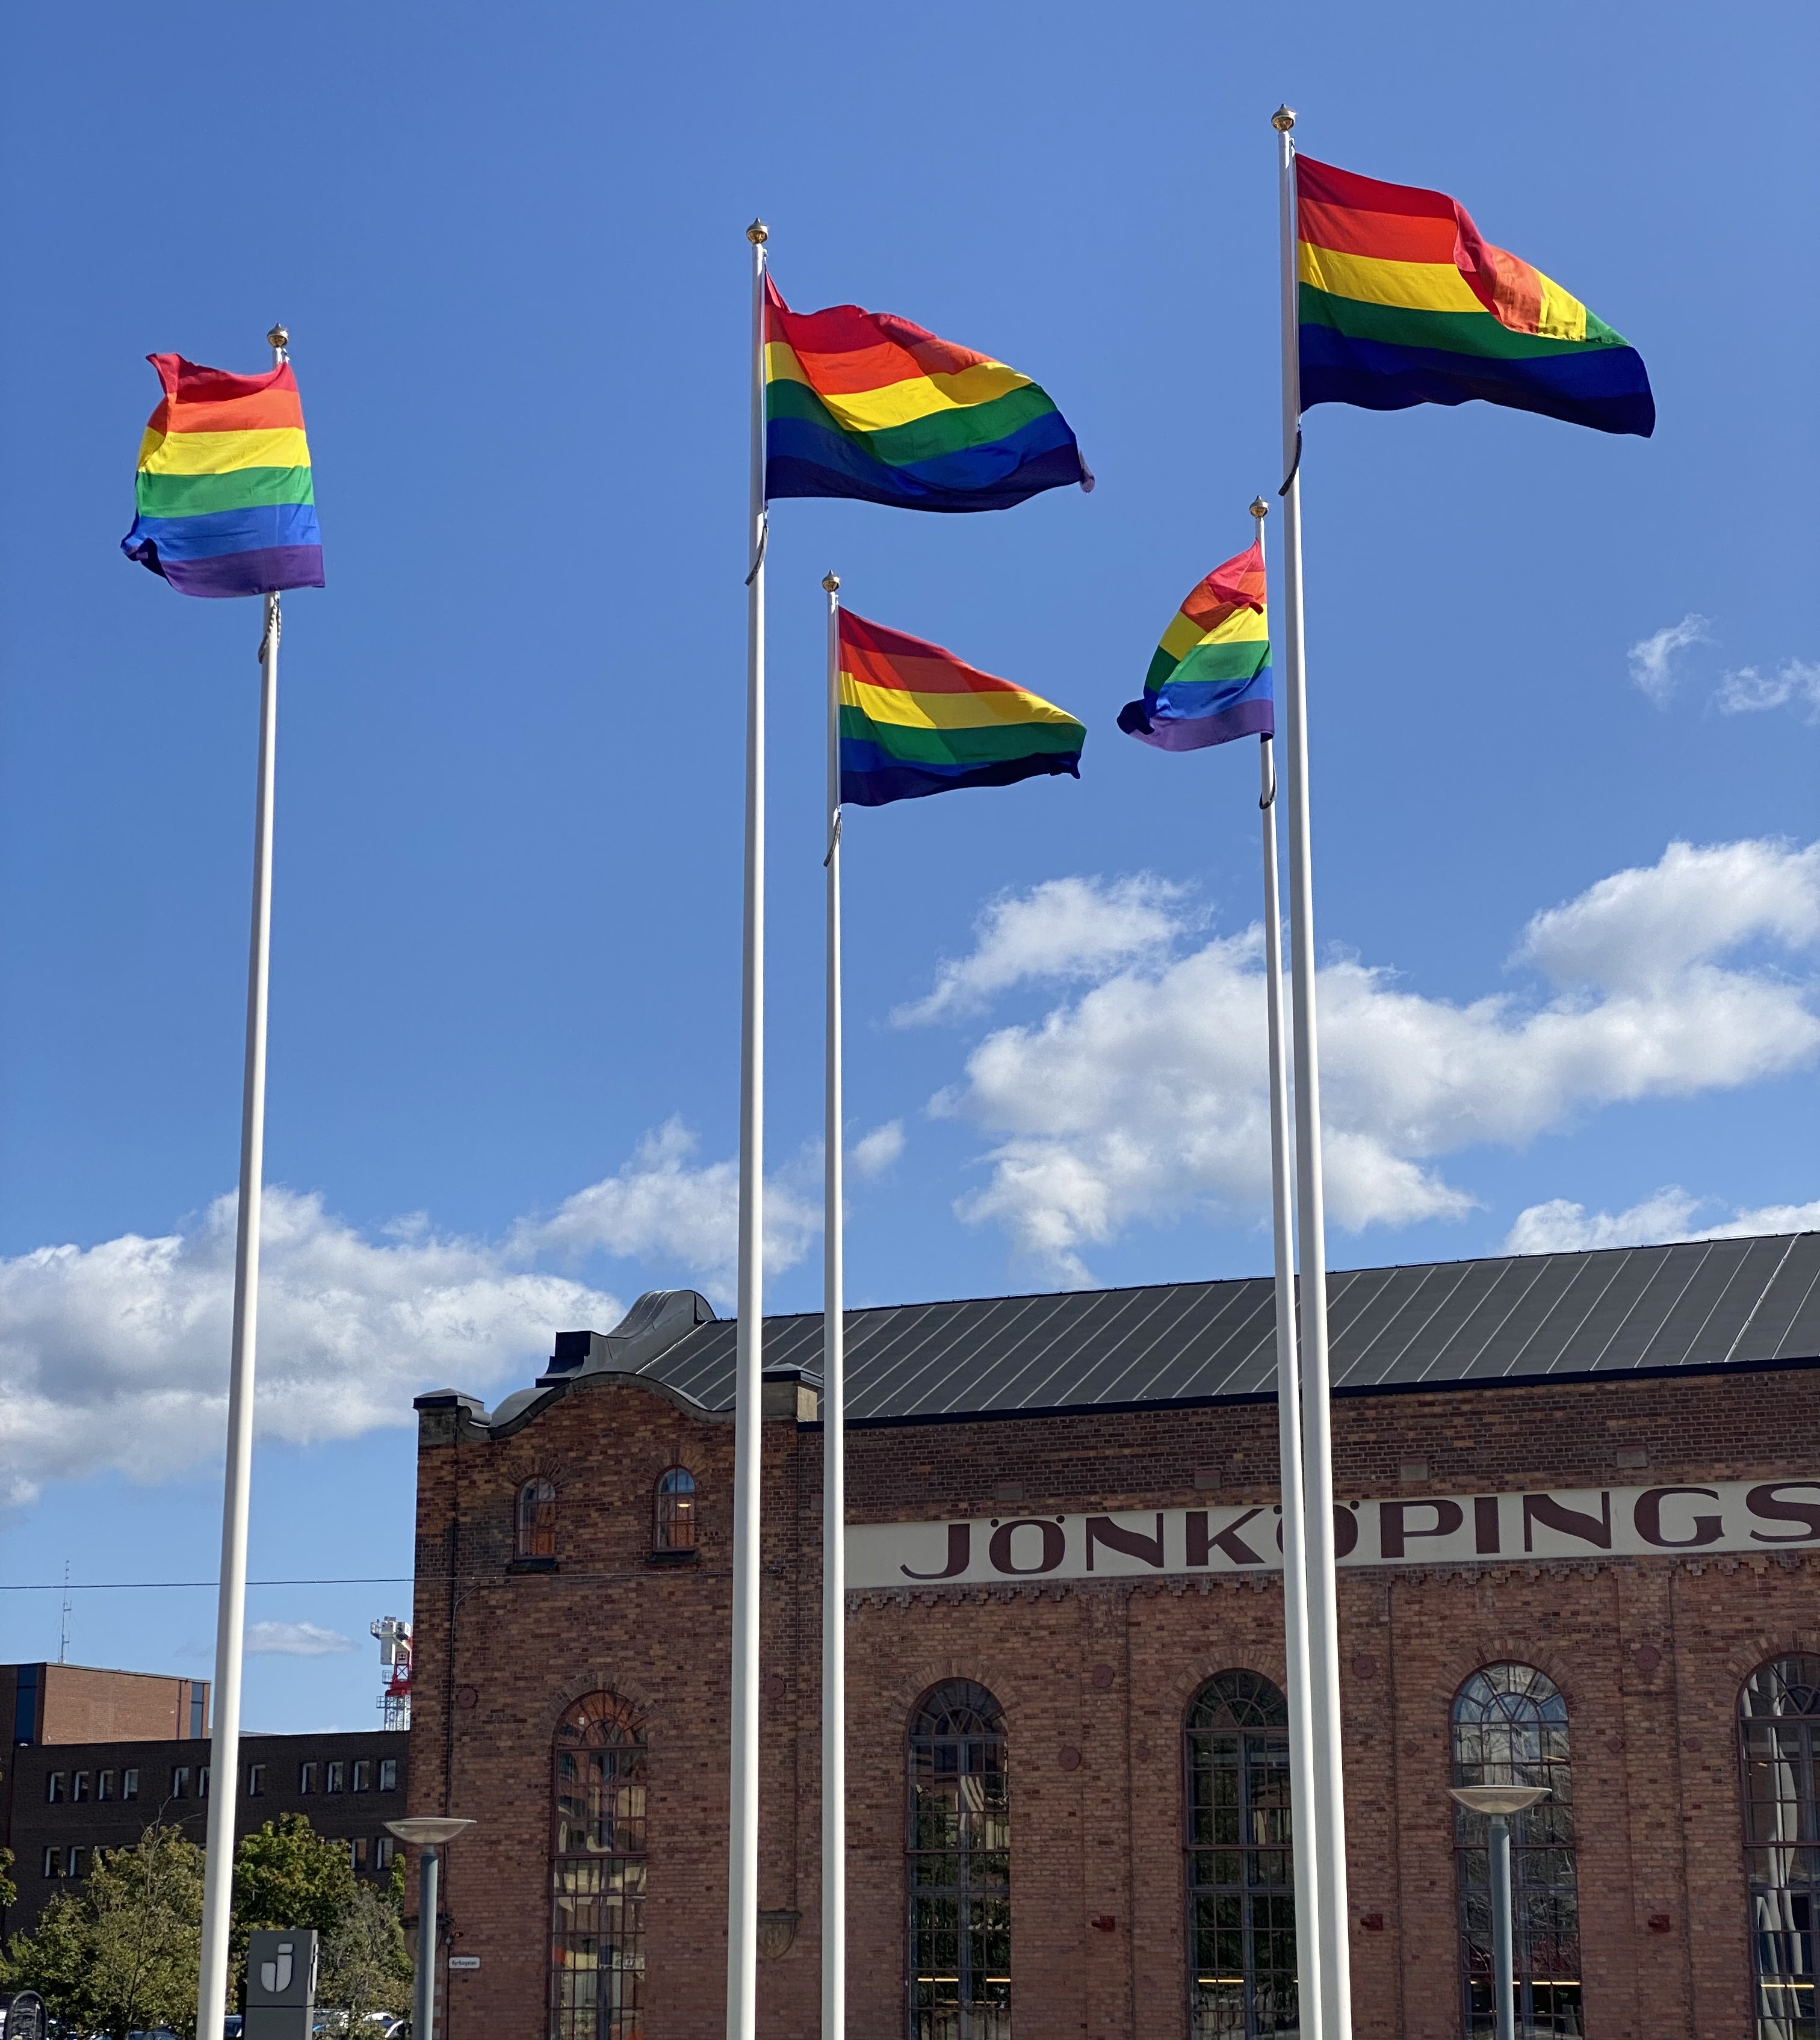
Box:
845;1480;1820;1590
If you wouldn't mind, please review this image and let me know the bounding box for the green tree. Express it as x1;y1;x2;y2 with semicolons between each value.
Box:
318;1880;413;2034
0;1846;16;1912
0;1824;204;2039
231;1815;358;2006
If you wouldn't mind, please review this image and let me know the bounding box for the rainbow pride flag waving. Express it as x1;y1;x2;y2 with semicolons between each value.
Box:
1296;156;1654;437
122;354;324;597
1119;542;1272;752
838;610;1084;806
765;279;1089;513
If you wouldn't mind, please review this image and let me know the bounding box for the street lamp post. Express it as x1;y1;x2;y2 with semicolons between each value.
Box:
1447;1786;1550;2040
385;1817;477;2040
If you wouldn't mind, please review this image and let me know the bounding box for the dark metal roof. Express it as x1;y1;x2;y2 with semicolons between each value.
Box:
550;1231;1820;1426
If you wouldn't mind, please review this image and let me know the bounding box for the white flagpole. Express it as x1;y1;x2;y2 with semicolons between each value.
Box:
819;569;846;2040
1252;499;1323;2040
1273;106;1354;2040
727;219;769;2040
194;320;289;2040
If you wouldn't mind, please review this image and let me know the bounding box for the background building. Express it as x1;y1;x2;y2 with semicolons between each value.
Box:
398;1229;1820;2039
0;1661;407;1938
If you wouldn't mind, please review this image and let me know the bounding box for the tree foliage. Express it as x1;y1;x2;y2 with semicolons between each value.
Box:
317;1881;413;2032
230;1814;358;2000
0;1823;205;2039
0;1813;415;2039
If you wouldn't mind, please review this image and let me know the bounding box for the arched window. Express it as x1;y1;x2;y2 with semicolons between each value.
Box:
1740;1652;1820;2038
1452;1664;1580;2037
653;1467;696;1554
551;1692;647;2040
908;1680;1009;2040
517;1476;557;1562
1184;1670;1297;2039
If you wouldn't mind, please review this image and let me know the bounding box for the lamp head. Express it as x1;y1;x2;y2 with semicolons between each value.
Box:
385;1817;476;1847
1448;1785;1551;1817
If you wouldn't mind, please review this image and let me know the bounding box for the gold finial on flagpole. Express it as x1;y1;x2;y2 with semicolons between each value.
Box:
1251;496;1270;522
747;219;769;244
822;572;840;593
267;323;289;353
1272;105;1296;132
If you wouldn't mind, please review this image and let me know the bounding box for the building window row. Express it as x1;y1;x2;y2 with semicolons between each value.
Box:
297;1756;399;1795
45;1766;138;1804
46;1755;396;1808
45;1832;395;1885
545;1658;1820;2040
515;1468;698;1566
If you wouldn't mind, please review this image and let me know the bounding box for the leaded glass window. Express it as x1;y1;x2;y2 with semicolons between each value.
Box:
518;1477;557;1561
908;1680;1009;2040
1184;1670;1298;2039
654;1467;696;1553
551;1692;646;2040
1741;1653;1820;2039
1452;1664;1581;2037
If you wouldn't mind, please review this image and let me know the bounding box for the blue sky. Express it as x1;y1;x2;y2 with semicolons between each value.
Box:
1;1;1814;1728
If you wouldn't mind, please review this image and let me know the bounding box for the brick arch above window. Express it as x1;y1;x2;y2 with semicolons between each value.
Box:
1433;1637;1580;1711
882;1660;1025;1726
555;1688;645;1746
533;1682;651;1747
1157;1651;1290;1721
1187;1667;1289;1730
1721;1628;1820;1692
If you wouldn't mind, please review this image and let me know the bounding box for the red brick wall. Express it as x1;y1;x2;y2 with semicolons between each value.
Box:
39;1666;206;1744
411;1362;1820;2040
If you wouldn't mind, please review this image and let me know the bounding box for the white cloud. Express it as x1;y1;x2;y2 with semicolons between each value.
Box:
0;1188;621;1509
1505;1189;1820;1255
1628;613;1709;705
929;841;1820;1279
0;1115;840;1509
246;1621;356;1658
513;1117;819;1294
1515;838;1820;990
850;1121;906;1180
894;876;1183;1024
1715;658;1820;721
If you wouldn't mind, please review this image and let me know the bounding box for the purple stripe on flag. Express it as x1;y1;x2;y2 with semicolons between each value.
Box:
1121;697;1273;752
154;546;326;599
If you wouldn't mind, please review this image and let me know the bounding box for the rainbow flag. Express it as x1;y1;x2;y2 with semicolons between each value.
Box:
1296;156;1654;437
838;610;1084;807
122;354;324;597
765;278;1089;512
1119;542;1271;753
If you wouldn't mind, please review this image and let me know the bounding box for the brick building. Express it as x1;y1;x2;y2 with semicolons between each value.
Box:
407;1232;1820;2040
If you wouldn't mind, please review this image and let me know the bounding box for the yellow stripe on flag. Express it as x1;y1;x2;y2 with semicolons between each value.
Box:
138;427;312;477
841;676;1082;732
